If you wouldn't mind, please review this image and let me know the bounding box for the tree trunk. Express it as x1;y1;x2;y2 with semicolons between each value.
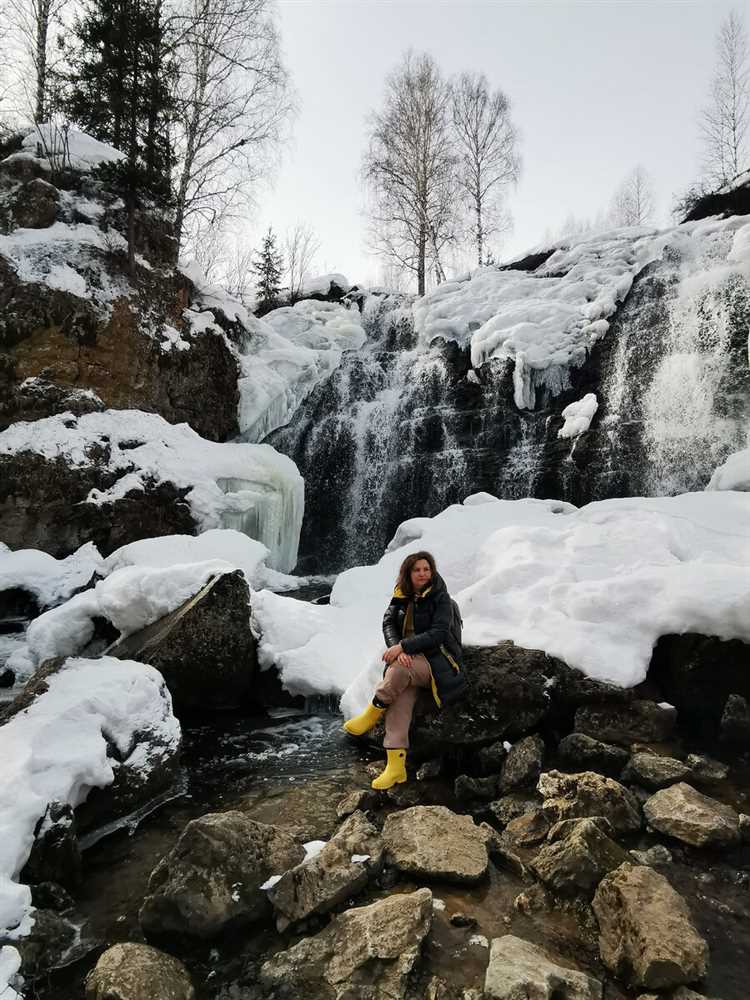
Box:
417;225;426;296
34;0;49;123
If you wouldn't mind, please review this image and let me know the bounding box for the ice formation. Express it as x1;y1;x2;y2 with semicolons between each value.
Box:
558;393;599;439
0;543;104;610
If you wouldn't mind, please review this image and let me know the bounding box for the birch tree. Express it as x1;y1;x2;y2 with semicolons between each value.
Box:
363;51;457;296
6;0;68;122
172;0;293;257
700;9;750;186
451;71;519;266
285;222;319;303
609;165;655;227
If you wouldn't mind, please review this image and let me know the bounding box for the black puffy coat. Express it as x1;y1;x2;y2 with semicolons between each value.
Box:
382;572;465;707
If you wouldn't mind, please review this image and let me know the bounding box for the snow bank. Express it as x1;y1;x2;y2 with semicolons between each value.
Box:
20;124;124;172
0;410;304;572
0;656;179;997
179;260;250;328
707;447;750;491
0;543;103;609
300;273;352;297
558;393;599;439
250;491;750;713
237;300;366;442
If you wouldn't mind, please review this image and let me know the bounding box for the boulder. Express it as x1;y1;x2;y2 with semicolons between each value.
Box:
269;810;383;930
740;813;750;842
259;887;433;999
454;774;500;803
643;783;741;848
719;693;750;748
500;734;545;791
139;811;304;939
488;792;542;829
477;740;508;775
106;570;258;712
622;753;692;791
557;732;629;777
12;907;93;974
85;943;195;1000
504;809;550;847
685;754;729;786
530;817;630;898
10;177;59;229
575;701;676;745
538;771;642;835
592;863;709;989
484;934;602;999
336;789;378;819
382;806;489;885
629;845;673;867
19;801;81;891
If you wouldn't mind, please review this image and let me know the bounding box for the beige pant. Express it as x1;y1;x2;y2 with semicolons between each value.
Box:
374;654;431;749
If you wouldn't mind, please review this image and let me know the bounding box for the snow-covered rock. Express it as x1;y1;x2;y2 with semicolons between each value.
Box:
707;447;750;491
558;393;599;439
0;543;103;612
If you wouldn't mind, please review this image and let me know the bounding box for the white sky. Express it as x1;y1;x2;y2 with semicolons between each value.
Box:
251;0;741;287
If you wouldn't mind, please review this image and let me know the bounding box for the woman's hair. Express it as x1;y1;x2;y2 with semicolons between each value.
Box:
396;550;438;596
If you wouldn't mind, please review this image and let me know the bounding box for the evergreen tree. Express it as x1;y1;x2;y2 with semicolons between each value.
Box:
252;227;283;313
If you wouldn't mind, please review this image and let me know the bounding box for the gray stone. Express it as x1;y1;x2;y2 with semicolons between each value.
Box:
139;811;304;939
454;774;500;802
417;758;443;780
484;934;602;999
720;693;750;747
629;844;673;867
685;754;729;786
269;810;383;929
592;863;709;989
488;792;541;828
383;806;489;885
557;732;629;777
622;753;692;790
259;887;433;999
538;770;642;834
336;789;377;819
501;734;545;791
20;801;81;890
477;740;508;775
575;701;676;745
643;783;740;848
531;817;630;898
85;943;195;1000
740;813;750;842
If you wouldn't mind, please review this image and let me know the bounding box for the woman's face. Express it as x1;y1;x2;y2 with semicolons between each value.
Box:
410;559;433;591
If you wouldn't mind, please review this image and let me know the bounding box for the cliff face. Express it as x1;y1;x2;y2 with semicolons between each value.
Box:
0;131;240;441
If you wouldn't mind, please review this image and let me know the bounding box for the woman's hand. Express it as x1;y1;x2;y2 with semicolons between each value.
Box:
383;643;403;664
397;652;413;668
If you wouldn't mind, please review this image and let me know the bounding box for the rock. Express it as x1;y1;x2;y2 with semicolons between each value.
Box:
500;734;545;791
416;758;443;780
107;570;258;713
19;801;81;890
85;943;195;1000
592;863;709;989
530;817;630;898
538;770;642;835
488;792;542;828
575;701;676;745
557;732;628;777
5;377;105;425
643;783;741;848
30;881;75;911
139;811;304;939
14;908;93;973
0;667;15;687
504;810;550;847
11;177;59;229
382;806;489;885
477;740;508;775
629;845;673;867
720;693;750;747
670;988;721;1000
454;774;500;802
740;814;750;842
484;934;602;999
336;789;377;819
269;810;383;930
685;754;729;786
259;887;432;999
622;753;692;791
449;912;478;928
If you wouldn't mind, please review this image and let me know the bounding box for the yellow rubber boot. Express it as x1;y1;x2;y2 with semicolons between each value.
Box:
371;749;407;790
343;701;385;737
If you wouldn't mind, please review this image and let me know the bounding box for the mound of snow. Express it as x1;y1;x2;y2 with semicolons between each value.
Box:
0;656;179;996
707;447;750;491
0;410;304;572
20;124;125;172
558;393;599;439
0;543;103;609
251;491;750;713
300;273;352;297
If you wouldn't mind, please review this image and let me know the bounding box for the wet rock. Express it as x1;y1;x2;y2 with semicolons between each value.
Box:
450;912;478;928
643;783;741;848
416;758;443;780
531;817;629;898
477;740;507;775
107;570;258;713
11;177;59;229
500;734;545;791
85;942;195;1000
514;884;553;915
488;792;542;828
269;810;383;930
383;806;489;885
538;770;642;835
19;801;81;891
484;934;602;999
622;753;691;791
592;863;709;989
575;701;676;745
259;887;432;999
669;988;721;1000
0;667;15;687
336;789;377;819
30;881;75;911
139;811;304;939
719;693;750;748
454;774;500;802
629;845;673;867
385;782;428;808
14;908;88;973
504;809;550;847
685;754;729;786
557;733;628;777
740;814;750;842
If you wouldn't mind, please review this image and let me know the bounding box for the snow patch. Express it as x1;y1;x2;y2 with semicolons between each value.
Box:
0;543;103;610
558;393;599;439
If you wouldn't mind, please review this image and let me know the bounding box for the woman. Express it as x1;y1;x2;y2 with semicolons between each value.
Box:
343;550;465;790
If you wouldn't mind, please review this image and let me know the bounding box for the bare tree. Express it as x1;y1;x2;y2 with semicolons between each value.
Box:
171;0;294;258
284;221;320;303
6;0;68;122
700;9;750;186
363;51;458;296
451;71;519;267
609;165;655;227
